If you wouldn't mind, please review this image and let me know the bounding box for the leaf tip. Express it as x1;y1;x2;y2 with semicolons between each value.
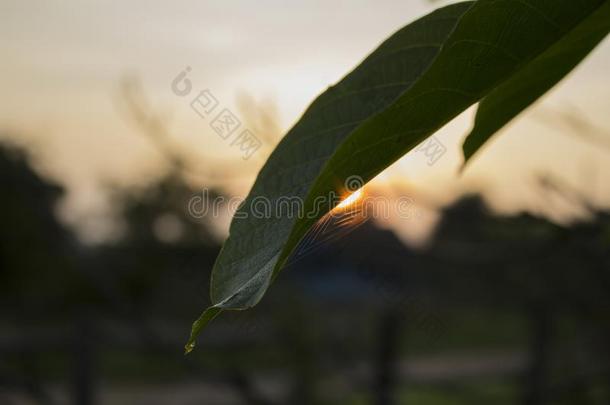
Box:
457;155;472;176
459;135;479;175
184;341;196;355
184;306;222;355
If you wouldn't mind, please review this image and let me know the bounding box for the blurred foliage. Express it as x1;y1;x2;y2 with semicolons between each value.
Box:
0;137;609;404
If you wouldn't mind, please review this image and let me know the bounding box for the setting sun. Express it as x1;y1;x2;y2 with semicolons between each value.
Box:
336;188;364;209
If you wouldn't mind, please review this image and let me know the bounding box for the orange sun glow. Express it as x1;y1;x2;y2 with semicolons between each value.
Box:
336;188;364;209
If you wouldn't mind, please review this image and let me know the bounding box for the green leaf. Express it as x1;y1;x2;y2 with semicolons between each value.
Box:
186;0;610;352
290;0;608;267
462;1;610;166
185;2;473;352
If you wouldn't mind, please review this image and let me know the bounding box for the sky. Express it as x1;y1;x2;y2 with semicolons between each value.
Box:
2;0;610;245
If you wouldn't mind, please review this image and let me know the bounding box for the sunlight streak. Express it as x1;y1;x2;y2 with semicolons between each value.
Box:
336;188;363;209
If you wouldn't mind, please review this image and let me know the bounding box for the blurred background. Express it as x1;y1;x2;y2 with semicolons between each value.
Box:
1;0;610;404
